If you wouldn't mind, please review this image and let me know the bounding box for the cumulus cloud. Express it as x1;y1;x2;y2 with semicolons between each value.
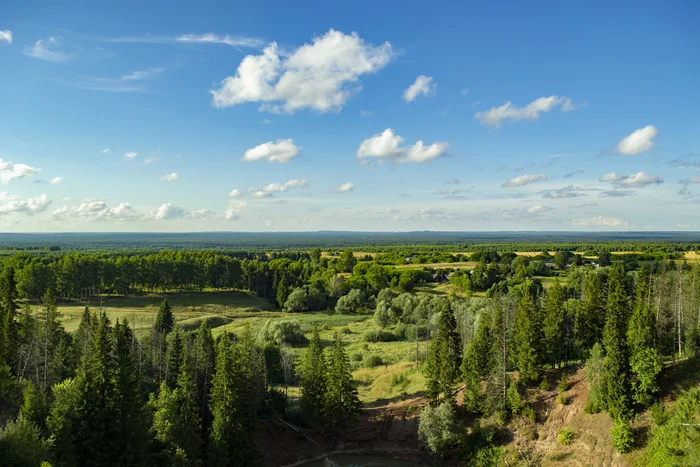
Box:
24;36;73;63
0;30;12;45
50;177;62;184
599;190;635;197
248;179;308;198
229;189;242;197
501;173;546;188
356;128;448;164
600;171;663;187
175;33;263;48
572;216;629;228
616;125;658;155
242;139;300;163
210;29;393;113
161;173;179;182
154;203;187;220
0;192;52;215
527;204;553;213
0;159;40;183
402;75;436;102
144;157;156;165
332;182;355;193
51;200;143;222
124;152;137;160
475;95;577;127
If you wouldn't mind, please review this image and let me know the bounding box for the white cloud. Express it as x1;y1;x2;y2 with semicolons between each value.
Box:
248;179;308;198
0;192;52;215
402;75;436;102
154;203;187;220
501;173;546;188
121;68;164;81
601;171;663;187
0;30;12;45
161;172;179;182
616;125;658;155
445;179;461;185
572;216;629;228
144;157;156;165
600;190;635;197
434;186;474;197
225;207;241;220
333;182;355;193
527;204;553;213
210;29;393;113
191;209;218;221
49;177;62;184
356;128;448;163
24;36;72;63
175;33;263;48
600;172;624;182
0;159;40;183
242;139;300;163
101;148;110;154
51;199;142;222
124;152;137;160
542;185;588;199
570;202;597;208
475;95;576;127
229;189;242;197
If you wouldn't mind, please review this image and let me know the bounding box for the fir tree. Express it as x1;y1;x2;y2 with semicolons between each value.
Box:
193;322;216;439
486;297;508;413
542;281;567;368
300;329;327;427
155;298;174;335
461;313;493;412
72;306;96;363
324;333;360;433
0;266;19;372
575;272;605;357
603;264;632;420
514;290;540;385
426;304;462;403
166;327;185;389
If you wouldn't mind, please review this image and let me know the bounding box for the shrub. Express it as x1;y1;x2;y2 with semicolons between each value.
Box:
362;328;396;343
557;429;574;445
539;378;550;391
259;320;307;345
418;402;461;456
506;380;522;415
283;287;308;312
584;400;601;414
365;354;383;367
557;394;569;405
335;289;365;314
558;375;570;393
351;352;363;362
340;326;352;334
391;372;410;389
649;402;668;426
611;419;634;453
522;406;537;423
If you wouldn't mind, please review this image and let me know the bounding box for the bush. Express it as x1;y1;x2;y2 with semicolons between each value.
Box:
365;354;383;367
611;420;634;453
522;406;537;423
539;378;550;391
259;319;307;345
418;402;461;456
340;326;352;334
558;375;570;393
362;328;396;343
335;289;366;314
351;352;363;362
584;400;601;414
0;417;50;466
649;402;668;426
557;394;569;405
283;287;308;312
557;428;574;445
506;380;522;415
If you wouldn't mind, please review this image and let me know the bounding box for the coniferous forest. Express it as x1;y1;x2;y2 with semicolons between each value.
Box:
0;243;698;466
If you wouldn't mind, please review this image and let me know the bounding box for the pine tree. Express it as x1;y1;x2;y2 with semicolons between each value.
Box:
166;327;185;389
155;298;174;335
153;298;174;383
603;264;632;420
542;281;567;368
575;272;605;357
514;290;540;385
426;304;462;402
72;306;96;363
300;329;327;427
324;333;360;433
113;318;149;464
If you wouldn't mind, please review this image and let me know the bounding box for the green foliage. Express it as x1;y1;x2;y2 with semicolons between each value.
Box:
300;330;327;428
522;406;537;422
584;343;606;413
418;402;461;456
558;375;570;393
514;287;540;385
650;402;668;426
462;425;505;467
283;287;308;312
426;305;462;402
324;333;361;430
630;346;663;407
259;319;307;345
646;388;700;465
557;394;569;405
611;419;635;453
364;354;383;367
335;289;366;314
362;328;396;343
506;379;522;415
542;281;567;368
155;298;174;335
539;377;550;391
0;417;50;466
575;272;604;357
557;428;574;445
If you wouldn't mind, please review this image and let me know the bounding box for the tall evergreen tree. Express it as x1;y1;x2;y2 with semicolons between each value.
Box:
0;266;19;372
153;298;174;384
603;264;632;420
166;327;185;389
324;333;360;433
300;329;327;427
426;304;462;402
487;297;508;413
575;272;605;357
461;312;493;412
72;306;96;363
513;290;540;385
542;281;567;368
113;318;149;464
193;322;216;440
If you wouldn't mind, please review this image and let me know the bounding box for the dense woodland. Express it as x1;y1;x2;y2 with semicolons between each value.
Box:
0;245;699;465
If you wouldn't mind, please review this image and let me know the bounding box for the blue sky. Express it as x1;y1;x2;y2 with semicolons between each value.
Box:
0;0;699;232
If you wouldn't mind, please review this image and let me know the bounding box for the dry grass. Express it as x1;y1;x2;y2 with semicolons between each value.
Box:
353;361;426;404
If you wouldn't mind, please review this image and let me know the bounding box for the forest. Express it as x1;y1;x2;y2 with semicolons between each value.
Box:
0;241;699;466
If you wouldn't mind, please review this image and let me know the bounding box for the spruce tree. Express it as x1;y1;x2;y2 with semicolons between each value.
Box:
155;298;174;335
575;272;605;357
425;304;462;403
300;329;327;427
603;264;632;420
72;306;96;363
542;281;567;368
461;313;493;412
486;297;508;413
193;322;216;439
166;327;185;389
0;266;19;372
514;290;540;385
113;318;149;464
324;333;360;433
153;298;174;383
